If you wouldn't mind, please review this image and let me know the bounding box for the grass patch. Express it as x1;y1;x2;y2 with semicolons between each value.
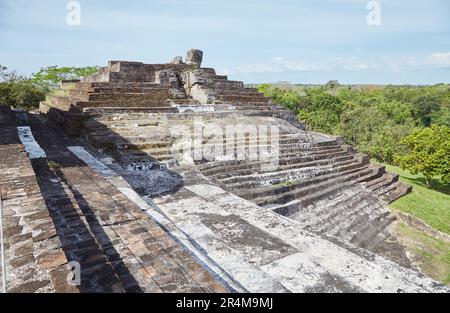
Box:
272;180;297;188
396;222;450;285
377;162;450;235
50;89;69;97
48;160;61;169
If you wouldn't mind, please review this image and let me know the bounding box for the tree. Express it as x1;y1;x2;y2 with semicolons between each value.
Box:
368;124;412;164
338;106;384;145
395;125;450;187
326;80;340;90
413;94;441;127
0;80;46;110
0;65;7;80
32;65;99;91
258;84;300;113
0;66;46;110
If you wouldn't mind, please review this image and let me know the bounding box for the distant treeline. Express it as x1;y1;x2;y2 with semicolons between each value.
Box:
258;83;450;187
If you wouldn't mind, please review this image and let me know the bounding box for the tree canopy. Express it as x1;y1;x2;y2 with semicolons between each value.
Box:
0;65;99;110
258;83;450;187
395;125;450;187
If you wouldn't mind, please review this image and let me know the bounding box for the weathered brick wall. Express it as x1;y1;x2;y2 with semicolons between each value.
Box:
83;61;196;83
0;107;77;293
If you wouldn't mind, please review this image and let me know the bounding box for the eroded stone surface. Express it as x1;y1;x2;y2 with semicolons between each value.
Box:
19;50;447;292
0;106;76;293
0;107;229;293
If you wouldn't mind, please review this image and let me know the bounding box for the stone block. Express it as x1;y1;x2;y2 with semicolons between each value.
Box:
37;250;68;269
186;49;203;67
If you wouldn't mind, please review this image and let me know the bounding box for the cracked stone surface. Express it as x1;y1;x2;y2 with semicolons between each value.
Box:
1;51;447;293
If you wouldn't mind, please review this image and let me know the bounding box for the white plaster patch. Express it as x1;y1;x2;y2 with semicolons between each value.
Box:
68;146;116;177
16;126;46;159
176;105;215;113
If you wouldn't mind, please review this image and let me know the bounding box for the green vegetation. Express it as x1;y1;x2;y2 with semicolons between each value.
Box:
396;222;450;285
0;78;46;111
32;65;99;92
379;163;450;235
48;160;61;169
0;64;98;110
259;83;450;187
395;125;450;187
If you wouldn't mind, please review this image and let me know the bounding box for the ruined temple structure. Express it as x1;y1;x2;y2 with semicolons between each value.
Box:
1;49;447;292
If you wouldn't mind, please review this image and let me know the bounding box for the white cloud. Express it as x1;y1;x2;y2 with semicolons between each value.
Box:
219;53;450;75
427;52;450;65
219;57;315;75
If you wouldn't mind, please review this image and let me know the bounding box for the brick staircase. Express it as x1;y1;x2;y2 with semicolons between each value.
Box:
0;106;228;292
30;50;448;292
39;51;412;254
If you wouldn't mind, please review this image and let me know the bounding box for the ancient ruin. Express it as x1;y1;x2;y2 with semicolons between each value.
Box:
1;49;448;292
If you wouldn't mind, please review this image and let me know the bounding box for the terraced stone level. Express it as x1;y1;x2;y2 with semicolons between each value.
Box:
32;50;447;292
0;107;228;293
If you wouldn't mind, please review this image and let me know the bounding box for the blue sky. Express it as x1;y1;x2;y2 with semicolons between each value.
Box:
1;0;449;84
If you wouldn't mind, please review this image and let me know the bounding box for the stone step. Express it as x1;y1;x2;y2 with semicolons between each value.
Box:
91;82;163;88
198;134;313;147
270;179;355;217
332;196;386;233
366;173;398;192
221;158;357;188
61;81;94;91
361;170;386;186
202;154;357;182
326;200;387;243
353;165;386;184
197;143;340;171
61;81;166;92
374;177;401;197
202;152;356;179
350;212;396;249
256;165;374;208
91;86;172;93
298;188;374;232
83;107;177;114
88;134;171;151
24;114;228;292
208;80;244;88
112;150;171;164
381;181;412;204
46;95;76;108
219;91;265;97
86;92;173;102
111;134;312;152
136;143;332;162
145;143;344;166
229;106;286;112
75;100;170;108
217;87;260;94
220;95;269;103
338;205;391;243
214;75;228;80
192;146;346;167
196;141;336;170
231;160;368;197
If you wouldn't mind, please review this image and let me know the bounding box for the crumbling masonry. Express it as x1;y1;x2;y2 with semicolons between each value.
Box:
0;49;447;292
